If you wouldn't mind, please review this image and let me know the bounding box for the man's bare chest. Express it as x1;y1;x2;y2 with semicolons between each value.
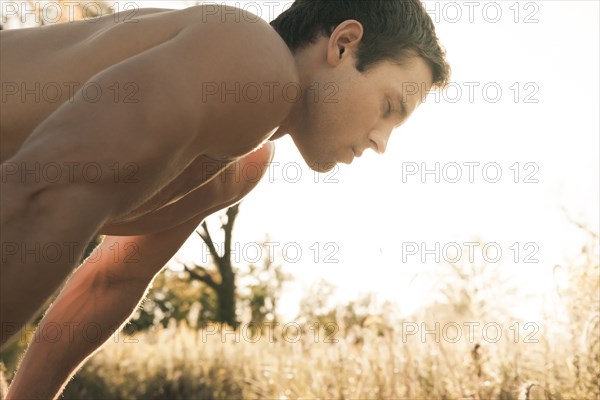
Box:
106;154;236;225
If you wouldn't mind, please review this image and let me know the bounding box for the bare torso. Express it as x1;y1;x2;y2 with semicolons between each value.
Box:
1;8;187;161
0;6;291;235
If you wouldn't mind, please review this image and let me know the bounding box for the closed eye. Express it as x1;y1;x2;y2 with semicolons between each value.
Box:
385;100;393;117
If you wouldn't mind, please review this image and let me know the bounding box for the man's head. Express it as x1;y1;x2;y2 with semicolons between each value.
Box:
270;0;450;172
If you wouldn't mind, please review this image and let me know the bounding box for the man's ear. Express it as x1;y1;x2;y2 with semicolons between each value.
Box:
326;19;364;66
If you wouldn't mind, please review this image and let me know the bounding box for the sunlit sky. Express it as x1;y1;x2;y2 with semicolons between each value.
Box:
5;1;598;320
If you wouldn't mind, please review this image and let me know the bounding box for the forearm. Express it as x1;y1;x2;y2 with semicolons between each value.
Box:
5;219;203;400
6;261;151;400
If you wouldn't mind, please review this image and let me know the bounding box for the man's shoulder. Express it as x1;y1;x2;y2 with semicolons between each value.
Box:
181;4;298;84
174;6;297;156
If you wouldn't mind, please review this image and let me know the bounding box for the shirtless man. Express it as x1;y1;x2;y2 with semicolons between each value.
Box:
1;1;449;398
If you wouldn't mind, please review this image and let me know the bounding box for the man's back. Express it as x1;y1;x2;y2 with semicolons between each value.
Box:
1;5;298;232
0;6;296;163
2;8;177;161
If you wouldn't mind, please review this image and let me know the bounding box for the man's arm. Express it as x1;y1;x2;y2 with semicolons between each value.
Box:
5;214;206;400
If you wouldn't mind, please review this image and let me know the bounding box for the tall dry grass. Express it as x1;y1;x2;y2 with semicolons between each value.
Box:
54;307;597;400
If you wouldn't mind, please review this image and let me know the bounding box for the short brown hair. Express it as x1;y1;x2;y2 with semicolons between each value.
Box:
270;0;451;88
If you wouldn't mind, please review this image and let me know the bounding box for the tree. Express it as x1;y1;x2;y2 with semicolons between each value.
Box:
184;204;241;328
184;203;293;328
184;204;292;328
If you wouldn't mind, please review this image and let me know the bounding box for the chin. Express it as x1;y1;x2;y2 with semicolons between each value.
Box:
298;146;337;173
305;158;337;173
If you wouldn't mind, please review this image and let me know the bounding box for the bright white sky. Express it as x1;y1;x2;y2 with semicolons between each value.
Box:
5;1;598;320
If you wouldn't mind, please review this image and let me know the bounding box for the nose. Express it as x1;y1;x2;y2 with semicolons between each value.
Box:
367;129;391;154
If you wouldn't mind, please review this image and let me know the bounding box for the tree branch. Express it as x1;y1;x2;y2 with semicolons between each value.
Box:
223;203;240;261
196;221;221;263
184;263;218;290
